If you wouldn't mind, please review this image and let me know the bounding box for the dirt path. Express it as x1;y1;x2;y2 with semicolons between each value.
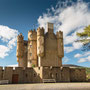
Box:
0;83;90;90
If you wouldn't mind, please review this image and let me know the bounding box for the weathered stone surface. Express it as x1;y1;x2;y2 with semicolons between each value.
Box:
70;68;86;82
5;22;85;83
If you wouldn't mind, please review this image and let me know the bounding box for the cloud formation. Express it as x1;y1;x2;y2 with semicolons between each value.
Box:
63;56;69;63
0;25;18;58
75;51;90;63
37;0;90;53
37;0;90;63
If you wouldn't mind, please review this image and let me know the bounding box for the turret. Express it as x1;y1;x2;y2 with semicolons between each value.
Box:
37;27;44;57
28;29;37;41
56;31;64;57
27;30;37;67
16;33;24;58
37;27;44;67
16;33;25;67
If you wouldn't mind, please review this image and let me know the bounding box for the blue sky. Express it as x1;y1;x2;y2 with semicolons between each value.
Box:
0;0;90;67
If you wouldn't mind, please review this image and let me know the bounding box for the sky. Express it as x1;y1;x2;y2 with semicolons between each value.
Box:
0;0;90;67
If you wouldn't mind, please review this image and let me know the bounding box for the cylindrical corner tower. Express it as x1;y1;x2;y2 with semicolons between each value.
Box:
56;31;64;67
27;30;37;67
16;33;25;67
56;31;64;58
37;27;44;67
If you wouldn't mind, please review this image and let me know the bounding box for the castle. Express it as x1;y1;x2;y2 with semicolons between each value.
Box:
16;23;64;68
0;23;86;84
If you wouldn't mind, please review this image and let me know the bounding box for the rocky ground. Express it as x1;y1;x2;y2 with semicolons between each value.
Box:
0;83;90;90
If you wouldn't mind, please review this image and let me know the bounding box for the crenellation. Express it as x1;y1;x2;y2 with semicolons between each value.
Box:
56;31;64;58
28;29;37;41
37;27;44;36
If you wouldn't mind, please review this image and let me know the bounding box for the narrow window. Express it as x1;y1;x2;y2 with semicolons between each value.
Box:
30;45;32;48
26;74;28;77
38;67;40;70
30;60;32;63
50;73;52;78
56;73;58;78
34;74;36;77
30;53;32;56
30;34;32;38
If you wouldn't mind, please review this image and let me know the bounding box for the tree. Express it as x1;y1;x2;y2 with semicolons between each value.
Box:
76;25;90;51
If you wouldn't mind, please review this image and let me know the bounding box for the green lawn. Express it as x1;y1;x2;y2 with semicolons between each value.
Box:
86;68;90;80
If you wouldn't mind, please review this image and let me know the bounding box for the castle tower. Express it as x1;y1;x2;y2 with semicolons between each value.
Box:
56;31;64;58
27;30;37;67
47;22;53;34
37;27;44;67
16;33;26;67
56;31;64;66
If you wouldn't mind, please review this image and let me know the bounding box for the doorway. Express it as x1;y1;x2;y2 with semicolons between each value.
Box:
12;74;19;84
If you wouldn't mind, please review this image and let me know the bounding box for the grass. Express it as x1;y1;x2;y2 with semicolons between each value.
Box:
86;68;90;80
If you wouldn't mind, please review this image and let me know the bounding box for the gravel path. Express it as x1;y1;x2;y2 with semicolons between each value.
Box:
0;83;90;90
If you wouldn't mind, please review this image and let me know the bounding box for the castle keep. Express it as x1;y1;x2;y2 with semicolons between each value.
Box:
0;23;86;84
16;23;64;68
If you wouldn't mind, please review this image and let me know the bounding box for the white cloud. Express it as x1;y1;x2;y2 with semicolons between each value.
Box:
78;55;90;63
0;25;18;42
74;51;90;58
72;42;83;49
64;42;83;53
64;46;74;53
78;58;87;63
0;25;19;58
63;56;69;63
74;53;82;58
75;51;90;63
0;45;9;58
87;56;90;61
37;0;90;53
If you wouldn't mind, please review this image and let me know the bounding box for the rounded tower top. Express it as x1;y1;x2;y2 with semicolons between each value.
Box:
17;33;24;42
56;31;63;39
28;29;37;41
37;27;44;36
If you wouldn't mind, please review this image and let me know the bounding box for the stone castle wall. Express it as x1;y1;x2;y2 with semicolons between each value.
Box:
70;68;86;82
14;23;86;83
0;67;86;83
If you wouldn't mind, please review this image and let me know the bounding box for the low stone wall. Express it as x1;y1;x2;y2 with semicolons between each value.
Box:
0;66;86;83
70;68;86;82
0;67;34;84
61;67;70;82
43;67;62;82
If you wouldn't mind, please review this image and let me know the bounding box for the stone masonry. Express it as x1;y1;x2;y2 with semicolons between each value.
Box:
0;23;86;83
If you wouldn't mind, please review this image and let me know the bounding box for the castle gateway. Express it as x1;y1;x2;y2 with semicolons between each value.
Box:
0;23;86;83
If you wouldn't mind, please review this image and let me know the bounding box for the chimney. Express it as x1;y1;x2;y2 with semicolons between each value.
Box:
47;22;53;34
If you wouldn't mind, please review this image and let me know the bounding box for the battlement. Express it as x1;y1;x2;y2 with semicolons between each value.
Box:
28;29;37;33
0;67;33;71
17;33;24;42
37;27;44;36
0;66;86;83
56;31;63;39
28;29;37;40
